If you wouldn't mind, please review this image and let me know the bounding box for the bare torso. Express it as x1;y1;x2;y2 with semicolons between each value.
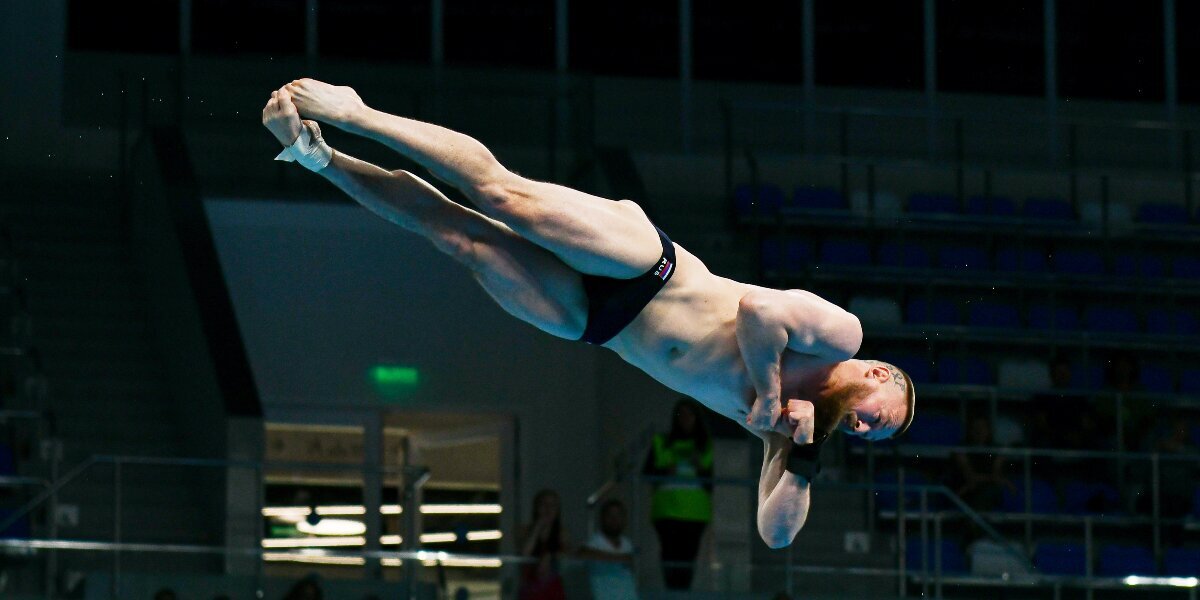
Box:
604;243;838;425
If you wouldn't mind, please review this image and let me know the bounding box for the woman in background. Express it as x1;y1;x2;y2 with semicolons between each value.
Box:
644;398;713;590
517;489;570;600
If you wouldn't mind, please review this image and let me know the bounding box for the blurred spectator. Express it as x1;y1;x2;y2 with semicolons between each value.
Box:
1101;350;1151;448
153;589;177;600
947;415;1013;513
0;365;14;406
517;489;569;600
282;574;322;600
643;398;712;590
1029;355;1105;450
1138;418;1198;544
578;499;637;600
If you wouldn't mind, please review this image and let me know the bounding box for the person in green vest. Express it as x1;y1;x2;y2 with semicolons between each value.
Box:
644;398;713;590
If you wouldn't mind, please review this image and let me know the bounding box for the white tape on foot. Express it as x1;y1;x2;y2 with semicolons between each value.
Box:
274;122;333;172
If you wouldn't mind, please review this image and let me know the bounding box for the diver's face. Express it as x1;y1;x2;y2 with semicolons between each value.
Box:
836;372;902;441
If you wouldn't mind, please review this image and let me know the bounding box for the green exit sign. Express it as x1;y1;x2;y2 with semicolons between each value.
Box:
370;365;420;401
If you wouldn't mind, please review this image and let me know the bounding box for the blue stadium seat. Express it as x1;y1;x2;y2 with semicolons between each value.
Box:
1146;308;1200;337
1023;198;1076;221
1098;545;1156;577
906;298;960;326
819;240;872;266
878;353;934;387
1136;202;1191;224
1001;479;1058;513
995;246;1048;273
1062;481;1121;515
1195;486;1200;518
735;183;785;217
966;195;1017;217
0;509;30;540
0;444;13;476
1174;257;1200;279
792;187;846;211
908;193;960;214
936;356;993;385
1035;542;1087;576
1075;364;1104;391
1164;547;1200;577
1083;305;1139;334
906;538;969;574
902;413;963;446
1182;370;1200;396
873;471;930;511
1028;304;1079;331
761;238;812;272
877;241;932;268
1052;250;1106;276
1139;364;1175;394
937;246;990;271
968;302;1021;329
1114;253;1168;278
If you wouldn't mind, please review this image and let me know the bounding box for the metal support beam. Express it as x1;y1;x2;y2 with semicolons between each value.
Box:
1165;0;1180;168
431;0;444;66
680;0;693;152
923;0;938;159
305;0;319;66
1044;0;1059;164
803;0;816;155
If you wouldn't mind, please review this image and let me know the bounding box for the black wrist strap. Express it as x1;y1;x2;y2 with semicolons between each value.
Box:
785;437;825;480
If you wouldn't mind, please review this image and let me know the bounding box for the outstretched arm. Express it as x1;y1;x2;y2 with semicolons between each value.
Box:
755;400;818;548
283;78;505;197
737;288;862;431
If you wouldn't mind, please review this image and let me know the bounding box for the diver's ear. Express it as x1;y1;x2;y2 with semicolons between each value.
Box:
868;364;890;383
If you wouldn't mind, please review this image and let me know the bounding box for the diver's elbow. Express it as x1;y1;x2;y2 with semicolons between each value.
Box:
758;519;804;549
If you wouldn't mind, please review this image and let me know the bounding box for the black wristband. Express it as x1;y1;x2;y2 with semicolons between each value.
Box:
785;437;825;480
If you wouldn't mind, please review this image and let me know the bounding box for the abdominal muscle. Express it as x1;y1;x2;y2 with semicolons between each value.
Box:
605;245;824;424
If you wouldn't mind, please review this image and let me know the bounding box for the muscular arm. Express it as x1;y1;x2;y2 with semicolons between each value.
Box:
737;288;863;429
756;432;811;549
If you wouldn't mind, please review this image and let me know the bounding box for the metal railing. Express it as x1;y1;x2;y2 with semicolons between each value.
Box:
860;441;1200;584
0;451;1196;598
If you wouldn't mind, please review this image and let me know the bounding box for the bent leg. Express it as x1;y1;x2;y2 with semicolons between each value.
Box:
319;151;588;339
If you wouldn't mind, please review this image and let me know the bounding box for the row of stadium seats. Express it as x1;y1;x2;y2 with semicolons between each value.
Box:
855;297;1200;341
761;237;1200;280
1035;543;1200;577
876;472;1200;520
736;184;1200;225
906;539;1200;578
898;298;1198;337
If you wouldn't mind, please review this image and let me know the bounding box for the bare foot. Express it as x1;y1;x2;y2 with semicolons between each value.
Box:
285;78;368;127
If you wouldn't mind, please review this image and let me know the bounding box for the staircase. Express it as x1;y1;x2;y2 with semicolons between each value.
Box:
1;174;218;588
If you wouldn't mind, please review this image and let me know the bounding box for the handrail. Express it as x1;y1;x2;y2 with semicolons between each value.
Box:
726;99;1200;134
867;323;1198;353
1;539;1195;595
0;409;45;420
0;454;416;533
803;265;1200;300
858;444;1200;464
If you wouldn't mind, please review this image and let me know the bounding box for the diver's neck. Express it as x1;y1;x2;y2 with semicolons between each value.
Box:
798;360;851;401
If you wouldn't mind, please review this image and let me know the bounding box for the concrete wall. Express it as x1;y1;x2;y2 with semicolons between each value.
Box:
203;198;691;544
